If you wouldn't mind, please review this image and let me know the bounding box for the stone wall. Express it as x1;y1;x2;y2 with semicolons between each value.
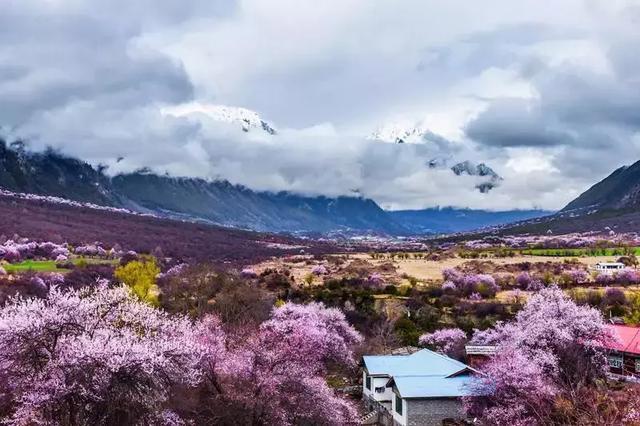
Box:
406;398;464;426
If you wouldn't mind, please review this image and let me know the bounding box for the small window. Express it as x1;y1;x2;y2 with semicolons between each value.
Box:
609;355;624;369
365;375;371;390
395;394;403;415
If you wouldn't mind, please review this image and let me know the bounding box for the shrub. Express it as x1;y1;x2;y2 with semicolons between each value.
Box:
241;267;258;278
114;258;161;306
394;317;420;346
367;272;385;288
602;288;627;317
616;269;640;285
595;273;613;285
311;264;327;275
516;271;533;289
565;269;590;286
441;280;457;293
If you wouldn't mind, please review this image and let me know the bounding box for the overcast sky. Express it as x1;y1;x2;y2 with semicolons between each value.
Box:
2;0;640;211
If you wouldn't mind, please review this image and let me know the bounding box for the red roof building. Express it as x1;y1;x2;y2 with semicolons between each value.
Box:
604;325;640;378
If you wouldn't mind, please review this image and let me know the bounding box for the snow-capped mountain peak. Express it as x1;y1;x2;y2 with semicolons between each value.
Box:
202;105;277;134
368;121;429;144
162;103;277;135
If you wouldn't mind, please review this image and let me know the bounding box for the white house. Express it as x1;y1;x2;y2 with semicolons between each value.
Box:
362;349;479;426
592;262;625;274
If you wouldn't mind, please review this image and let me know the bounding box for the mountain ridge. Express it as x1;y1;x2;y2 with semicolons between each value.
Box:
0;139;547;235
561;161;640;213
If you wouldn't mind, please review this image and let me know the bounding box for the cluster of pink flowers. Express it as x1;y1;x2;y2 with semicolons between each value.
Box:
515;271;533;288
0;238;125;264
240;267;258;278
74;243;109;257
469;292;483;301
157;263;189;280
515;269;591;290
596;268;640;286
0;239;70;262
484;231;640;250
467;286;616;425
311;264;328;275
463;240;494;250
419;328;467;357
441;280;457;292
0;284;204;424
0;285;362;425
442;269;499;298
615;268;640;285
366;272;385;288
565;268;590;285
24;273;66;291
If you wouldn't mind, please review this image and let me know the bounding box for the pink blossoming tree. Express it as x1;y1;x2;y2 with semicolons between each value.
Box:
419;328;467;359
0;285;206;425
196;302;362;425
0;282;363;426
466;286;617;425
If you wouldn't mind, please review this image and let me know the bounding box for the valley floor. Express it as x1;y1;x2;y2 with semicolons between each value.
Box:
255;252;626;285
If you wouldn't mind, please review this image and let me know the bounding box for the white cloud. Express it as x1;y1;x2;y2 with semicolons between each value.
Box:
2;0;640;212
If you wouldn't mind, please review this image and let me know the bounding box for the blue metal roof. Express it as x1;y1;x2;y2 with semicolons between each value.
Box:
363;348;470;377
389;375;478;398
362;349;479;399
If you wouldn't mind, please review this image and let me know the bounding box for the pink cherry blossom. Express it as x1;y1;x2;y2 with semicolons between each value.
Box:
419;328;467;357
197;302;362;425
311;264;328;275
467;286;615;425
0;285;206;424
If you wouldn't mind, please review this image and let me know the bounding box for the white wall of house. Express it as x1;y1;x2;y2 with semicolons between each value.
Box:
363;372;394;403
392;391;408;426
594;263;625;273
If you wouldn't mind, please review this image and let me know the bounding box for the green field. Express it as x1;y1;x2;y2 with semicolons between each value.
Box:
3;260;65;273
521;247;640;257
3;257;118;273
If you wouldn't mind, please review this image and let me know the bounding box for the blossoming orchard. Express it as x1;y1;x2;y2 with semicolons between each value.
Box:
1;226;640;425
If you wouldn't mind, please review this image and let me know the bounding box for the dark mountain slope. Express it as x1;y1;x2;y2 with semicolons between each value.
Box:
1;139;555;236
0;191;327;264
481;159;640;236
112;173;406;234
0;140;405;235
0;141;115;204
562;160;640;212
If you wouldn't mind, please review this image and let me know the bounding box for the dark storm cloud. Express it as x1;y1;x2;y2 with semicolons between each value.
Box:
466;23;640;150
0;0;235;125
465;98;574;147
1;0;639;211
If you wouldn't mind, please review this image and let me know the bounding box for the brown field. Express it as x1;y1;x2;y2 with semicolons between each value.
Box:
254;252;627;287
351;254;623;282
